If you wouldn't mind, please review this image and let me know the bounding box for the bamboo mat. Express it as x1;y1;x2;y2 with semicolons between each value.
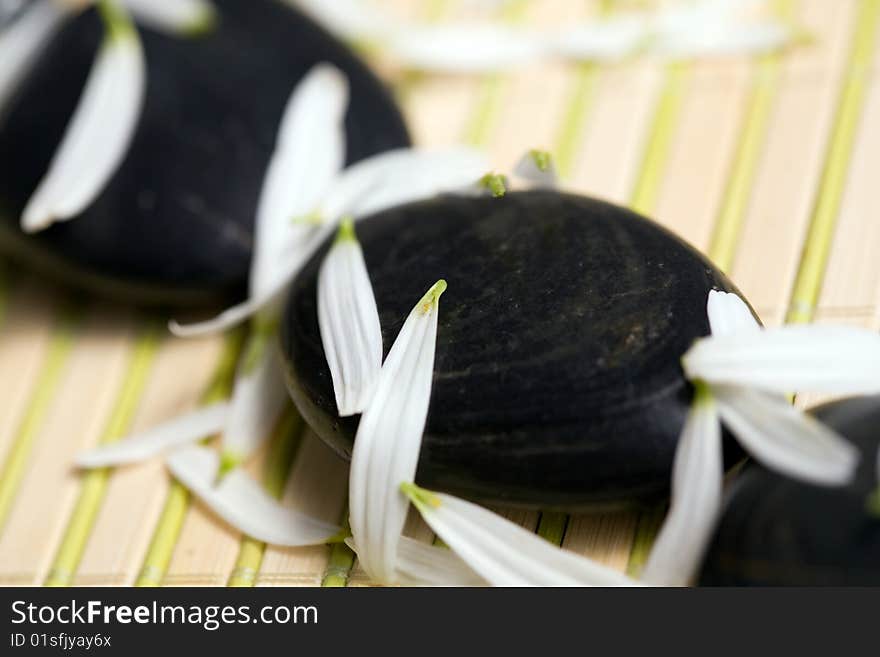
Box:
0;0;878;587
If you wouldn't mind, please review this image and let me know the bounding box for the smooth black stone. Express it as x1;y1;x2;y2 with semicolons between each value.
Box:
699;396;880;586
281;190;749;509
0;0;409;307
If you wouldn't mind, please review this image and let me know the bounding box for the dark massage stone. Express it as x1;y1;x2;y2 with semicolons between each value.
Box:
699;395;880;586
0;0;409;306
281;190;750;509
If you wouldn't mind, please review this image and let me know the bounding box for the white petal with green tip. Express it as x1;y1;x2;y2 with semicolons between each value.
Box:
348;280;446;584
0;0;69;118
683;326;880;395
318;220;383;416
121;0;217;36
513;150;557;188
75;401;228;468
641;387;722;586
21;0;145;232
403;484;639;587
714;385;858;486
166;445;340;546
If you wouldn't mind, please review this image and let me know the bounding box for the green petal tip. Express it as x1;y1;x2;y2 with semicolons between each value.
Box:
400;482;442;510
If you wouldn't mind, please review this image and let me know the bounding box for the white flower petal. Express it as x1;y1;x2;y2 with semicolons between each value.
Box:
325;147;491;222
0;0;69;119
21;1;145;232
284;0;398;42
318;220;382;416
549;16;650;61
641;388;722;586
121;0;217;36
513;149;557;188
250;63;348;297
403;485;639;587
714;385;858;486
706;289;760;337
169;219;337;337
684;326;880;395
166;445;339;546
345;536;486;587
387;24;548;73
348;280;446;584
219;322;290;470
655;22;792;59
75;401;228;468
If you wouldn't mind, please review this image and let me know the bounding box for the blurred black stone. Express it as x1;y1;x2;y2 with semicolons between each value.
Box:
281;190;749;509
0;0;409;307
699;395;880;586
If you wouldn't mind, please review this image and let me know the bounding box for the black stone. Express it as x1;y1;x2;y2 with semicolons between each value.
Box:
699;395;880;586
0;0;409;307
281;190;749;509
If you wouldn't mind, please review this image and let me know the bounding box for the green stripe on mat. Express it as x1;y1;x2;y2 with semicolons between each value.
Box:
227;409;305;587
0;307;81;537
707;2;792;271
134;329;244;587
786;0;880;324
44;322;162;587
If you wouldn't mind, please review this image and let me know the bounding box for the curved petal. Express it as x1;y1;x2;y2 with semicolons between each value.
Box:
318;221;383;416
706;289;760;337
166;445;339;546
325;147;491;222
121;0;217;36
22;1;145;232
75;401;228;468
513;149;557;188
169;220;337;337
714;385;858;486
684;326;880;395
0;0;70;118
285;0;398;42
641;387;722;586
250;63;347;297
348;280;446;584
387;24;548;73
403;484;639;587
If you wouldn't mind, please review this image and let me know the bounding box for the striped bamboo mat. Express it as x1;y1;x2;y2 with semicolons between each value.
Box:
0;0;878;587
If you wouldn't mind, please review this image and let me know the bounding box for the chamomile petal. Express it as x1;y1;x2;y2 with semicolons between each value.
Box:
706;289;760;337
21;0;145;232
684;326;880;395
345;537;486;586
403;484;639;587
75;402;228;468
318;220;383;416
387;24;548;73
0;0;69;118
285;0;398;42
250;63;348;297
641;386;723;586
348;280;446;584
121;0;217;36
714;385;858;486
513;149;557;188
166;445;339;546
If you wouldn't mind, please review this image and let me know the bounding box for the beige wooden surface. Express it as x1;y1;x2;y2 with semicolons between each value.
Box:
0;0;878;586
